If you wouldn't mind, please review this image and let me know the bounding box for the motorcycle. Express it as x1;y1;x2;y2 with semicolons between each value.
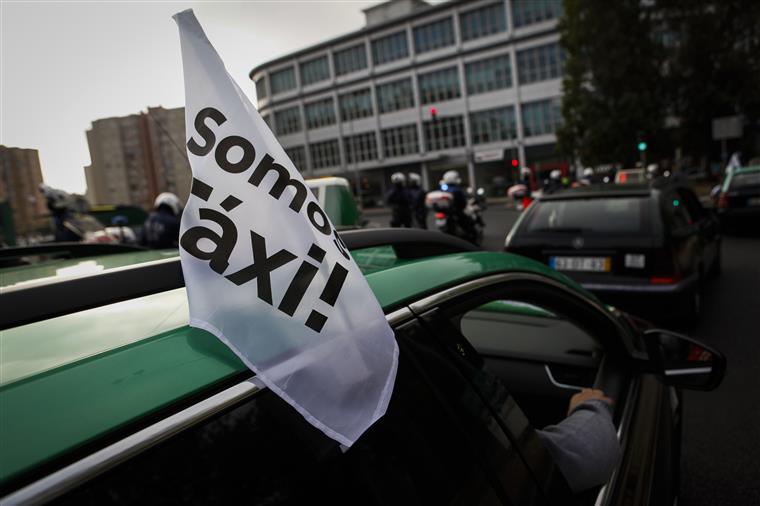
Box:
425;190;484;246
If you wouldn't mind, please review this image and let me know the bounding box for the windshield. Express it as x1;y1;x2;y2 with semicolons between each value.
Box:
525;197;652;235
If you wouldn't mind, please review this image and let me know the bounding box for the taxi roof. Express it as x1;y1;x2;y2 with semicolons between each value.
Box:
0;248;584;488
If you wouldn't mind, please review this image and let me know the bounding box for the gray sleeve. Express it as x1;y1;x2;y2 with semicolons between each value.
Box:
535;399;621;493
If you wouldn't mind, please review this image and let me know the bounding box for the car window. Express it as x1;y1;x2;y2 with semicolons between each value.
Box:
524;197;652;236
729;171;760;189
56;322;510;506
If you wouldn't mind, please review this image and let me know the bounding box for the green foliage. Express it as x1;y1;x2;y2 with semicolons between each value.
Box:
558;0;667;165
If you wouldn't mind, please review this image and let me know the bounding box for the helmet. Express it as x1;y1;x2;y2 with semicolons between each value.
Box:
550;169;562;180
408;172;421;185
154;192;183;216
646;163;659;175
582;167;594;178
442;170;461;185
390;172;406;184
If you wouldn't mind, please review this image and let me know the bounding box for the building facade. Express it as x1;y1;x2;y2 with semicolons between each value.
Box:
0;145;49;241
84;107;192;210
250;0;565;204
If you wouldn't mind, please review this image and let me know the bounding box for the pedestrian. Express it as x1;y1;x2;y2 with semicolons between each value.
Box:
385;172;412;228
407;172;427;229
141;192;183;249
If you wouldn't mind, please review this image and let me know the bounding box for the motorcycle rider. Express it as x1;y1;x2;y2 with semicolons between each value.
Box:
440;170;477;240
141;192;183;249
407;172;428;229
385;172;412;228
580;167;594;185
544;169;564;194
39;184;83;242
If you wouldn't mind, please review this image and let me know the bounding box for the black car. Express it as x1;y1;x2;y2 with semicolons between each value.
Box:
504;183;721;322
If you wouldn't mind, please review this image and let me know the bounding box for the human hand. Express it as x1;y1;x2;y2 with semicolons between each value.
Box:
568;388;613;416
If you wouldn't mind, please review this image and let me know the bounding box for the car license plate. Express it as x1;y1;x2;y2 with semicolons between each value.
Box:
748;197;760;207
436;218;447;227
550;256;611;272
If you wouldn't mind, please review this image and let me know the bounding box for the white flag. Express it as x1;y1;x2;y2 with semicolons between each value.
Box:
173;9;398;447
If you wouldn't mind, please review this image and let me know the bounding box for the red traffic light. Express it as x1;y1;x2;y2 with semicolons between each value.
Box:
430;106;438;118
511;159;519;167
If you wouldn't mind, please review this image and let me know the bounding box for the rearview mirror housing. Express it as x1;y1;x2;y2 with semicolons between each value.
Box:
642;329;726;391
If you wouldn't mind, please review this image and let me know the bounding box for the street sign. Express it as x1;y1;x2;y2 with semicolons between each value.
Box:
712;116;743;141
474;149;504;163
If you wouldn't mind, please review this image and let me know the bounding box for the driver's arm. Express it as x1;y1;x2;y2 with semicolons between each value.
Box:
535;389;621;493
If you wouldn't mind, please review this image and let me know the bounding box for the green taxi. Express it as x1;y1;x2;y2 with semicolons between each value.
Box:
0;229;724;505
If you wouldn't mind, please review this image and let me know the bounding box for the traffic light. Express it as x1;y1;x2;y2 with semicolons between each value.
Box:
511;159;519;167
637;141;647;152
430;106;438;121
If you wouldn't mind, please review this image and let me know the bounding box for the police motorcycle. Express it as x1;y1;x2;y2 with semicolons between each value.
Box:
424;171;484;246
39;184;123;244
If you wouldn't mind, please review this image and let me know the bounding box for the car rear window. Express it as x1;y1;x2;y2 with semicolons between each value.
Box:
525;196;652;235
730;171;760;189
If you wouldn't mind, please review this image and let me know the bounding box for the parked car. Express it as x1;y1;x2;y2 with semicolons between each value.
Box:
0;229;724;505
504;183;721;322
715;165;760;231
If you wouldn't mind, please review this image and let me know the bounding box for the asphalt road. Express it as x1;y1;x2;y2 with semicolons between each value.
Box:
366;203;760;504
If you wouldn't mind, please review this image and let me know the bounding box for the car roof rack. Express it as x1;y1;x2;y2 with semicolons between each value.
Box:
0;243;147;268
0;229;476;330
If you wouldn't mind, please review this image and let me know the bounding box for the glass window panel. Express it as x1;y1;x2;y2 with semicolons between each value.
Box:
300;55;330;86
459;2;507;42
270;66;296;95
333;43;368;76
274;106;302;135
303;97;336;130
413;17;455;54
371;31;409;65
376;78;415;114
418;67;461;105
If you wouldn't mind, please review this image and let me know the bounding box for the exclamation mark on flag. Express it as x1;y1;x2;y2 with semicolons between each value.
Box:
305;262;349;333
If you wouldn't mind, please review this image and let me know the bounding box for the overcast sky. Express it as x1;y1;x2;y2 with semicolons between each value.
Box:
0;0;416;194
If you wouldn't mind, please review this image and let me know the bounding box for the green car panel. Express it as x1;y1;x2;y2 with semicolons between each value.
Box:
0;250;589;488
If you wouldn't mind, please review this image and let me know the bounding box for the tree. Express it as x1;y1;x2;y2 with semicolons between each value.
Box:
659;0;760;162
557;0;667;166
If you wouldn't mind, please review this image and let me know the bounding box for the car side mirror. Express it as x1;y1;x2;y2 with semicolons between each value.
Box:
642;329;725;390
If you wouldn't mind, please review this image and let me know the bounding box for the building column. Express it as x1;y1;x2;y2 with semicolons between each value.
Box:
467;153;476;189
421;162;430;190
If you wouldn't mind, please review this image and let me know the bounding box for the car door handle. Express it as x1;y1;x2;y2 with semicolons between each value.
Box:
544;365;584;391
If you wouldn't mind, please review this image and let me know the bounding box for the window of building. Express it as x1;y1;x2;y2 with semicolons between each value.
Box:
521;98;562;137
338;88;374;121
381;124;419;158
371;30;409;66
517;42;565;85
423;115;465;151
269;66;297;95
309;139;341;169
255;77;267;100
285;145;307;172
344;132;378;164
274;106;302;135
465;53;512;95
300;55;330;86
376;78;415;114
333;43;368;76
304;97;336;130
512;0;563;28
459;2;507;42
470;106;517;144
413;17;455;54
418;66;461;105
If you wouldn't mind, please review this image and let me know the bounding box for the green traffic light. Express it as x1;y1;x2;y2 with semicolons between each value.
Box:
637;141;647;151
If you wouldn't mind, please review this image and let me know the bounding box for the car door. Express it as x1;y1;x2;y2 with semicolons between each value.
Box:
405;272;678;506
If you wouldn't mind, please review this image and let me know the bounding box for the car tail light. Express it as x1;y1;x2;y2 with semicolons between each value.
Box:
435;212;446;219
619;172;627;183
650;275;681;285
717;192;729;209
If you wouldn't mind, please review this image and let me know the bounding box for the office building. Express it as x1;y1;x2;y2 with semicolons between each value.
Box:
85;107;191;209
250;0;565;203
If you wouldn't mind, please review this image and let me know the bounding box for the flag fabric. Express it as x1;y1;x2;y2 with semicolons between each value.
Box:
173;9;398;447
